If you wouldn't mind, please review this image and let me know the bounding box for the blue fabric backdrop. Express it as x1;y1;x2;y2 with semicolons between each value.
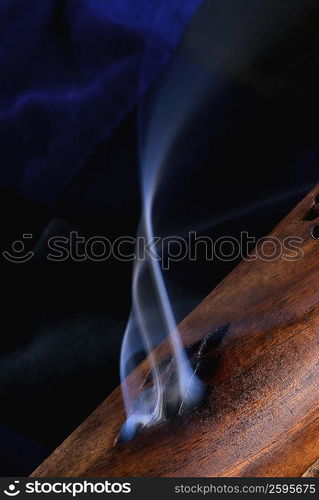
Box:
0;0;203;205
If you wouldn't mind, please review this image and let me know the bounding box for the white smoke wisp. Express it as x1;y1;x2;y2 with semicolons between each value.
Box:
119;57;213;441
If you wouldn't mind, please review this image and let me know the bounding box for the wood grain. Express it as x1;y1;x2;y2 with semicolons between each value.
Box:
32;185;319;477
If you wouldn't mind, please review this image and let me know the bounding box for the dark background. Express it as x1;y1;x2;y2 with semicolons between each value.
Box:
0;0;318;475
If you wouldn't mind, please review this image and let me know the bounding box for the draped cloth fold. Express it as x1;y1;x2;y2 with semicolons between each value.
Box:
0;0;203;205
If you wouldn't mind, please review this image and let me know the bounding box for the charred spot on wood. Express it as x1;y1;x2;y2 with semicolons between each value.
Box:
197;324;230;358
142;324;229;398
195;356;219;380
311;225;319;240
167;325;230;416
142;324;229;390
178;380;209;416
185;339;202;359
142;357;172;387
302;194;319;221
119;324;230;443
163;384;183;418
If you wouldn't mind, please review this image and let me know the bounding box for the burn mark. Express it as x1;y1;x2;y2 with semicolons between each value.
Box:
142;357;172;388
142;324;229;391
153;324;230;419
185;339;202;359
196;324;229;359
183;323;230;390
118;324;230;443
195;356;219;379
311;225;319;240
302;194;319;221
178;373;209;416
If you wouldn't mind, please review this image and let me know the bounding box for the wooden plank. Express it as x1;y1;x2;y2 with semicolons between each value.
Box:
32;185;319;477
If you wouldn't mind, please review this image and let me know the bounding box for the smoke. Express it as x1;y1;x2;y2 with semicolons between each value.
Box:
119;56;215;441
118;0;314;441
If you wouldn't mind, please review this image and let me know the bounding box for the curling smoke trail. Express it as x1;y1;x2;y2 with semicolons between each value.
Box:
119;56;213;441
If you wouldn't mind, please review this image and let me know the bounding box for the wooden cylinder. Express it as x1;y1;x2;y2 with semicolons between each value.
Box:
32;185;319;477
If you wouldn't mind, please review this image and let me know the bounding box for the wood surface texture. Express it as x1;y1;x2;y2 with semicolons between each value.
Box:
32;185;319;477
